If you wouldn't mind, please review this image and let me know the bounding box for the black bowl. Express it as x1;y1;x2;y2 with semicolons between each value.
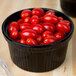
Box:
2;8;74;72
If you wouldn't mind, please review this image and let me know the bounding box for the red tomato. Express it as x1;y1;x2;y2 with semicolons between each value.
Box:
56;22;71;33
26;38;38;45
30;15;40;24
58;17;64;22
61;20;71;26
32;8;44;17
8;21;19;33
24;17;30;23
10;30;19;39
21;29;37;39
17;19;24;25
42;31;53;38
43;36;56;44
42;15;59;24
21;10;32;18
54;32;65;41
41;22;56;32
8;8;71;46
20;23;31;31
36;35;42;43
45;10;55;15
19;38;26;44
32;24;43;34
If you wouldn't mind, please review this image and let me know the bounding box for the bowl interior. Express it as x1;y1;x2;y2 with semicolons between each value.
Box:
2;8;74;48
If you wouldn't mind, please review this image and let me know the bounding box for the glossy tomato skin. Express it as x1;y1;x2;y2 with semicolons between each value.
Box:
30;15;40;24
10;30;19;39
8;21;19;33
24;17;30;23
21;10;32;18
19;38;26;44
54;32;65;41
42;31;53;38
45;10;55;15
41;22;56;32
56;22;71;33
58;17;64;22
43;36;56;44
61;20;71;26
32;24;44;34
36;35;42;43
32;8;44;17
8;9;72;46
21;29;37;39
20;23;31;31
42;15;59;24
17;19;24;25
26;38;38;45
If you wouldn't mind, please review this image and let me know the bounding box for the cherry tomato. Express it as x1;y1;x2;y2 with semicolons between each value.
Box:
8;8;72;46
41;22;56;32
8;21;19;33
58;17;64;22
45;10;55;15
10;30;19;39
36;35;42;43
26;38;38;45
21;10;32;18
42;15;59;24
21;29;37;39
42;31;53;38
56;22;71;33
32;24;43;34
17;19;24;25
32;8;44;17
30;15;40;24
61;20;71;26
43;36;56;44
20;23;31;31
54;32;65;41
19;38;26;44
24;17;30;23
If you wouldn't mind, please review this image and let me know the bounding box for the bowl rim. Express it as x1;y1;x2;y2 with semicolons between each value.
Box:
2;8;74;48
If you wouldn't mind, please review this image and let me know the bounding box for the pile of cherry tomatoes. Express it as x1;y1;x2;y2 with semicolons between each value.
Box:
8;8;71;45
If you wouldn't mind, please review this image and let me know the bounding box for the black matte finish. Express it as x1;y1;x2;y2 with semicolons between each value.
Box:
2;8;74;72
